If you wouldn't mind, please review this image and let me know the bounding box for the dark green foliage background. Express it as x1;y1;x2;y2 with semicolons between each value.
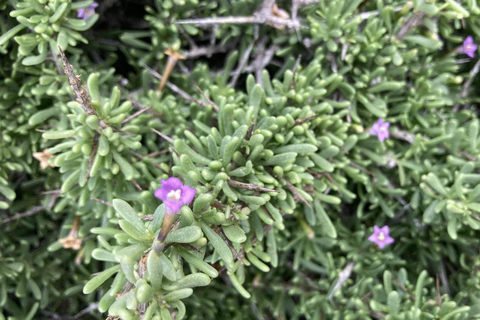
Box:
2;0;480;319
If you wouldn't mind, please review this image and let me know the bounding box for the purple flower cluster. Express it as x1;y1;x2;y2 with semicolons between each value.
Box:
77;2;98;20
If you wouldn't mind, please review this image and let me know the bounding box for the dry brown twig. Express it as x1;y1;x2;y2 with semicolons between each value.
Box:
284;179;311;208
158;49;186;92
58;47;95;116
152;128;175;144
228;180;278;193
142;63;211;109
176;0;304;30
193;83;219;112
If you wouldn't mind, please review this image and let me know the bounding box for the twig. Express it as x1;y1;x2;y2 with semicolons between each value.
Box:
229;40;256;88
244;43;280;74
158;49;185;92
228;180;278;193
92;197;113;207
176;15;302;29
152;128;174;144
328;262;355;300
183;42;237;59
360;5;403;20
245;121;256;141
293;114;317;127
193;83;219;112
142;64;211;108
396;12;425;41
58;47;95;116
1;206;45;225
453;58;480;112
73;303;99;319
391;129;416;143
284;179;311;208
121;103;152;124
132;179;143;191
218;228;244;264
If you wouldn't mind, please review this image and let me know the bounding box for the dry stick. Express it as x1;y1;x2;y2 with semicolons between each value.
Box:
192;83;219;112
453;58;480;112
217;228;244;264
293;114;317;127
360;5;403;20
284;179;311;208
228;179;278;193
396;12;426;41
158;50;185;92
183;41;238;59
244;43;280;74
91;197;113;207
176;15;303;29
142;64;211;108
151;128;175;144
132;179;143;191
1;206;45;225
245;121;256;141
58;47;95;116
176;0;303;30
73;302;99;320
229;40;256;88
121;104;152;124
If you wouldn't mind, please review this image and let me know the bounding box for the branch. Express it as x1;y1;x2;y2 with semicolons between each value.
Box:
142;64;212;109
228;180;278;193
58;47;95;116
152;128;175;144
1;206;45;225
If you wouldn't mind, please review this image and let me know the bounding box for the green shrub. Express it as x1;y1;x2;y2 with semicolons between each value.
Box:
2;0;480;319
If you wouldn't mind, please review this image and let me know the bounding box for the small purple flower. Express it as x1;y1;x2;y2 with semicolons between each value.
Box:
462;36;477;58
154;177;196;213
368;225;394;249
77;2;98;20
370;118;390;142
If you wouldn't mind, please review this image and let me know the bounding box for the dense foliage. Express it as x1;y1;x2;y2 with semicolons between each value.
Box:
2;0;480;319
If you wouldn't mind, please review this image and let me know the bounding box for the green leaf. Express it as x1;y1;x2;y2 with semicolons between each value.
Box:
165;226;202;244
83;265;121;294
200;223;234;269
112;199;145;233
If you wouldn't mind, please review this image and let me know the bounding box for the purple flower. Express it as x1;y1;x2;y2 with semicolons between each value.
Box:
368;225;394;249
77;2;98;20
154;177;196;213
462;36;477;58
370;118;390;142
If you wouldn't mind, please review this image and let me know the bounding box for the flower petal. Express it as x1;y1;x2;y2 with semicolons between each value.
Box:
380;225;390;234
368;234;378;242
181;185;197;205
373;225;381;234
154;187;169;201
165;200;183;213
384;236;395;245
161;177;183;191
